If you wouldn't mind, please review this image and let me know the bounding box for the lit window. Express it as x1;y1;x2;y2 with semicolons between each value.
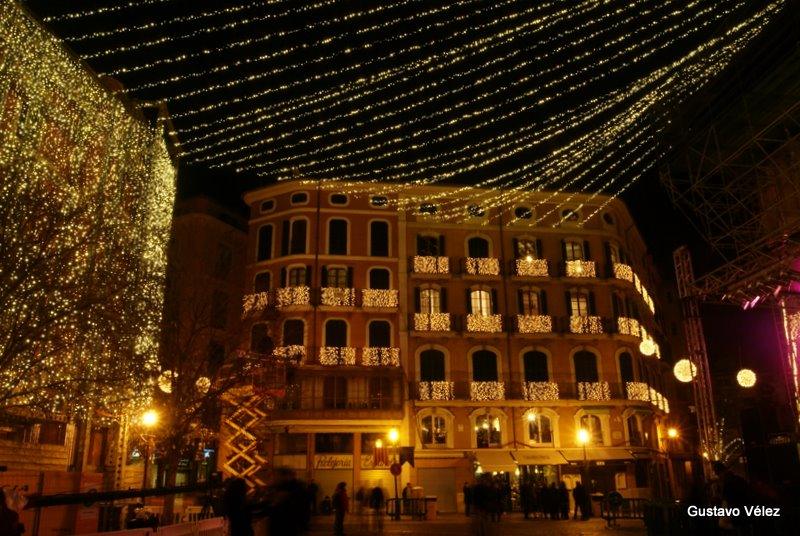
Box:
526;412;553;445
580;414;603;445
421;415;448;445
420;288;441;314
569;290;590;316
470;289;492;315
515;238;538;259
325;267;349;288
288;267;307;286
519;288;540;315
564;240;584;261
475;414;502;448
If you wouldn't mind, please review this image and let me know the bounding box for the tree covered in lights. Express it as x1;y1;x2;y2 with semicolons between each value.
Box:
0;1;176;422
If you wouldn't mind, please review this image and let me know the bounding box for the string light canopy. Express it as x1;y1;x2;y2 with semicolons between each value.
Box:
22;0;787;221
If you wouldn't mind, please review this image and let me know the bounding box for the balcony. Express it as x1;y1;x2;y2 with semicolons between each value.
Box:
418;381;455;400
515;258;549;277
320;287;355;307
516;314;553;334
318;346;357;365
412;256;450;274
569;315;604;334
616;317;641;337
242;292;269;315
522;381;560;401
565;260;596;278
276;286;310;307
362;347;400;367
613;263;656;315
464;257;500;276
361;289;398;308
466;313;503;333
577;381;611;401
613;262;634;283
274;345;306;364
414;312;451;331
470;381;505;401
626;381;650;401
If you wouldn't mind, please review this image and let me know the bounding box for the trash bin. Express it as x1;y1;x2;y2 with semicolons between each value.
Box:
591;493;604;518
425;496;437;520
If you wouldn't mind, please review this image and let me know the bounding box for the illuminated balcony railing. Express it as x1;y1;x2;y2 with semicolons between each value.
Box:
319;346;357;365
470;381;505;401
569;315;604;334
274;345;306;364
413;256;450;274
613;262;634;283
466;313;503;333
362;347;400;367
276;286;310;307
626;381;650;401
577;381;611;401
517;314;552;333
465;257;500;275
515;258;548;276
614;263;656;315
414;312;451;331
361;289;399;308
321;287;355;307
523;381;560;401
649;387;669;413
565;260;596;277
616;317;641;337
242;292;269;316
418;381;455;401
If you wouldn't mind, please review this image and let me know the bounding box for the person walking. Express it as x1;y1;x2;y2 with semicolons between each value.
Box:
333;482;349;536
572;481;589;520
463;481;473;517
558;481;570;521
370;482;386;535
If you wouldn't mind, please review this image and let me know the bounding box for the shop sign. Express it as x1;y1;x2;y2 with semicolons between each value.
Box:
314;454;353;470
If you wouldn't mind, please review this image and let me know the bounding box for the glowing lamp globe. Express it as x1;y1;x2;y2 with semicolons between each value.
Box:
673;359;697;383
639;339;655;356
142;410;158;428
157;370;177;393
195;376;211;393
736;368;757;388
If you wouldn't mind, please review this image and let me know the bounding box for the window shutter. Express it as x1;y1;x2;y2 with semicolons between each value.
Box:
565;291;572;315
347;267;353;288
517;289;524;313
305;265;312;286
540;290;548;314
561;240;567;261
440;288;448;312
491;289;499;314
413;287;421;313
438;235;446;256
281;221;290;256
536;239;543;259
512;238;519;258
321;266;328;287
465;290;473;314
280;267;287;287
583;241;591;261
416;235;424;255
611;293;619;318
588;291;596;315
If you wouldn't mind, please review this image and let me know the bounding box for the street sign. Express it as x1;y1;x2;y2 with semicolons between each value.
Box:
390;462;402;476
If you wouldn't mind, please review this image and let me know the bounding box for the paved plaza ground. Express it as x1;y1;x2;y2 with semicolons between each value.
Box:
306;512;649;536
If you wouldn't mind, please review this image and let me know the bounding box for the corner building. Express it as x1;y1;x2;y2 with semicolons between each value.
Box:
241;180;676;513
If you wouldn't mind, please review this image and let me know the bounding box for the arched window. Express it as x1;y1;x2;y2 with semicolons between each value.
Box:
580;414;603;445
290;219;307;254
472;350;498;382
627;415;644;446
421;414;448;446
417;234;444;256
420;349;446;382
567;289;593;316
475;413;502;448
574;350;599;382
287;266;308;287
518;287;542;315
368;321;391;347
257;225;273;261
470;289;493;315
419;287;443;313
369;268;390;289
328;219;348;255
563;239;584;261
250;324;271;354
325;319;348;347
282;319;304;346
523;351;549;382
525;411;553;445
467;236;490;258
619;352;635;383
254;272;271;292
370;221;389;256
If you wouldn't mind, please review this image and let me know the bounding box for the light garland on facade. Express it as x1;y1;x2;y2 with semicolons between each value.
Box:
565;260;596;278
414;313;451;331
413;256;450;274
523;381;559;401
0;2;175;418
242;291;269;316
465;257;500;276
625;381;650;401
517;315;552;334
577;381;611;401
320;287;355;307
467;314;503;333
515;258;548;277
613;263;634;283
274;345;307;364
276;286;311;307
613;263;656;315
470;381;505;401
362;347;400;367
319;346;357;365
570;315;604;334
418;381;454;401
361;289;399;308
617;317;641;337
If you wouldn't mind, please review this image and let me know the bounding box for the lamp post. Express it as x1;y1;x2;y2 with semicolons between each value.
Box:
577;428;590;489
665;427;679;498
141;409;158;501
388;428;400;520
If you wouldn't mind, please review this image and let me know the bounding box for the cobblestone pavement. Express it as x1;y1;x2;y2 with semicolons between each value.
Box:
307;512;648;536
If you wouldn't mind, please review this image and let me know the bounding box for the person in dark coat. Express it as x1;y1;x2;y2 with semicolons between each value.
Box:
265;467;308;536
463;482;473;516
332;481;349;536
223;478;267;536
558;481;570;520
573;481;589;520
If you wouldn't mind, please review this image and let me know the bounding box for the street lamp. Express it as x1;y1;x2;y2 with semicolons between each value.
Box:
577;428;590;489
388;428;400;520
141;410;158;501
665;427;680;498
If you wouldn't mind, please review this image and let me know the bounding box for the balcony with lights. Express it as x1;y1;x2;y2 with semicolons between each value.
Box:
516;315;553;334
569;315;604;334
413;312;452;332
274;345;307;365
242;292;269;316
577;381;611;401
625;381;650;401
613;263;656;315
514;258;549;277
565;260;596;278
320;287;355;307
412;256;450;275
318;346;357;365
417;381;455;401
616;317;641;337
522;381;560;401
463;257;501;276
362;347;400;367
466;313;503;333
470;381;505;401
276;286;311;307
361;289;399;308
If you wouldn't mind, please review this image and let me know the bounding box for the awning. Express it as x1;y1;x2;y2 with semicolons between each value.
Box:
559;448;635;462
512;450;568;466
474;450;517;472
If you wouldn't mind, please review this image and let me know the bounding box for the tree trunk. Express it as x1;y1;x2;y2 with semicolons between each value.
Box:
161;448;180;525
